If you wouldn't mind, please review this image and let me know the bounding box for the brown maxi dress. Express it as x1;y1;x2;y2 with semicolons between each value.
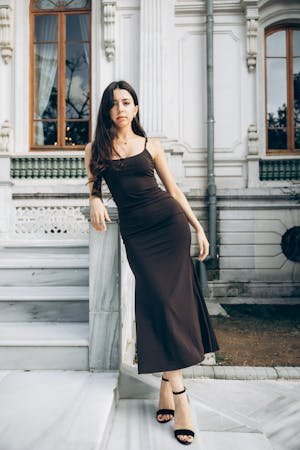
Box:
96;136;220;374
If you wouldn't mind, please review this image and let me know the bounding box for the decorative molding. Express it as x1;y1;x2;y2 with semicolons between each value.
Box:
102;0;116;61
11;156;87;179
0;120;12;152
175;1;243;15
0;4;12;64
15;206;89;239
245;16;258;72
241;0;258;72
247;124;259;157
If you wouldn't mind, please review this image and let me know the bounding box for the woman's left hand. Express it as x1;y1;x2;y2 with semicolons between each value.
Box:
196;229;210;261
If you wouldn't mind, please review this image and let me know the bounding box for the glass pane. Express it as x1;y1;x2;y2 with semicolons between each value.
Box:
34;121;57;145
65;43;90;119
34;15;57;42
267;59;287;128
34;0;90;10
294;58;300;128
65;121;89;145
66;14;89;41
34;43;58;120
268;128;287;149
295;128;300;149
293;30;300;57
266;30;286;57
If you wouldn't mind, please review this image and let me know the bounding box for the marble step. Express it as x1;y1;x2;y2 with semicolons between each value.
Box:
0;252;88;269
0;370;119;450
0;286;88;321
0;268;89;286
0;247;89;286
0;322;89;369
0;286;89;301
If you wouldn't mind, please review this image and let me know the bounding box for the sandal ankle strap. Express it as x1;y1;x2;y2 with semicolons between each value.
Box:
161;376;169;382
172;387;186;395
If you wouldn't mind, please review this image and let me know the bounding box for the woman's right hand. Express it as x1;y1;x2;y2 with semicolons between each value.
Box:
90;197;112;232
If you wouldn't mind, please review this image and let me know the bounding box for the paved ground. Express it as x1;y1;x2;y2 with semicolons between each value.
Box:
0;368;299;450
107;377;300;450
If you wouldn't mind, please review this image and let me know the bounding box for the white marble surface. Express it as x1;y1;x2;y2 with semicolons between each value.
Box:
89;223;120;371
0;370;299;450
0;370;118;450
0;323;89;369
107;378;300;450
0;322;88;345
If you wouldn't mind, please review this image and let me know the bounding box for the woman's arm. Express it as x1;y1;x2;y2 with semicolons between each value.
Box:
149;138;209;261
84;143;111;232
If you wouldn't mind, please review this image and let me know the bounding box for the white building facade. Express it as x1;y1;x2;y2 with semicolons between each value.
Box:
0;0;299;370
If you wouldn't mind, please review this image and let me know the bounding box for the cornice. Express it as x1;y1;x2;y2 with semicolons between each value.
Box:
175;1;243;15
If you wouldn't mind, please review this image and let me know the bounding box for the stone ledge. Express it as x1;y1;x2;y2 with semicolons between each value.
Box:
179;365;300;380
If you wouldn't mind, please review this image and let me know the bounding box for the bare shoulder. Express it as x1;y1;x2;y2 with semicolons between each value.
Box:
147;137;164;160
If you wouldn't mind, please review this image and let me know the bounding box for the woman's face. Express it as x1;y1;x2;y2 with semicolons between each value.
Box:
109;88;138;129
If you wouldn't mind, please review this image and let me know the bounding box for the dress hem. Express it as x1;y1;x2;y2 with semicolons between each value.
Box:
137;354;207;375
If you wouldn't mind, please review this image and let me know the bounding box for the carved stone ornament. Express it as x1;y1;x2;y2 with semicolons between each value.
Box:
0;4;12;64
247;123;259;156
246;17;258;72
15;206;89;239
102;0;116;61
241;0;259;72
0;120;12;152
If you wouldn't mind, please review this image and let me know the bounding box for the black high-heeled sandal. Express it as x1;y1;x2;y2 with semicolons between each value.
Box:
172;387;195;445
156;376;175;423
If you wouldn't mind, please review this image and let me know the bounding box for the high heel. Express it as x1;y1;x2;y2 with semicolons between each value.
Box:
172;387;195;445
156;376;175;423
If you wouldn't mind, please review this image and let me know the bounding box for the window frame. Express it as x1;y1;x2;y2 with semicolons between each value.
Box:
264;25;300;155
29;1;91;151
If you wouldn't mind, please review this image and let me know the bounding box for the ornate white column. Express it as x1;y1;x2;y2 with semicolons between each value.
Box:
0;1;13;241
0;0;13;145
139;0;170;137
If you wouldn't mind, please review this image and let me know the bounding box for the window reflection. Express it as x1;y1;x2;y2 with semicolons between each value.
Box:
65;44;89;120
266;55;287;150
65;121;89;145
293;30;300;57
266;30;286;57
34;122;57;146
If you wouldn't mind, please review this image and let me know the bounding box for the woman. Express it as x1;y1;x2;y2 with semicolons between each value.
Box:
85;80;220;445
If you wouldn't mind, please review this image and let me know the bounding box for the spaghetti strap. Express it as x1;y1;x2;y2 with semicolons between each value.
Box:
144;136;148;149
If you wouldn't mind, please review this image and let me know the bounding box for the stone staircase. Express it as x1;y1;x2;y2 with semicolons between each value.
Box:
0;245;89;369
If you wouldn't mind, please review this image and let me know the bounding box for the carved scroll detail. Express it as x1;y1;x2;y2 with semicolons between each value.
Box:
0;6;12;64
102;0;116;61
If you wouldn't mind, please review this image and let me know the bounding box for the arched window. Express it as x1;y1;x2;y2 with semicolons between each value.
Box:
30;0;91;150
265;26;300;154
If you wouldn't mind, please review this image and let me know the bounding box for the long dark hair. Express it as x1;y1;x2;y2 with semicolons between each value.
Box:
89;80;147;178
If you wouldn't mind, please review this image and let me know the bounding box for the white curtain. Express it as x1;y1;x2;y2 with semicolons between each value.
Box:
78;13;89;65
35;17;58;145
